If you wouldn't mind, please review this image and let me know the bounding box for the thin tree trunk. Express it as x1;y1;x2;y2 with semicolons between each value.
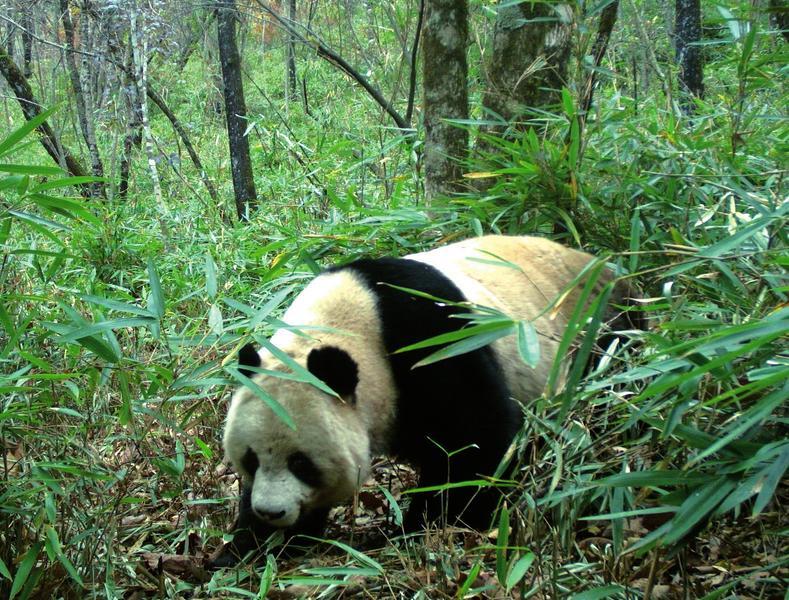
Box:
217;0;257;221
481;1;574;125
422;0;469;201
79;6;105;192
119;52;142;199
286;0;297;100
129;2;170;239
675;0;704;110
60;0;105;196
21;10;33;78
405;0;425;127
581;1;619;120
0;46;89;180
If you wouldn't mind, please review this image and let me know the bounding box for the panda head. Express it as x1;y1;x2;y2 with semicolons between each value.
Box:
223;343;371;528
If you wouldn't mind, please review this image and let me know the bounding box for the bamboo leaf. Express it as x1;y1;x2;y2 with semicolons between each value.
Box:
412;326;513;368
205;253;217;298
0;163;64;175
505;552;535;592
9;542;41;600
516;321;540;367
752;446;789;516
661;479;736;545
395;320;512;354
0;105;59;157
147;258;165;319
226;366;295;430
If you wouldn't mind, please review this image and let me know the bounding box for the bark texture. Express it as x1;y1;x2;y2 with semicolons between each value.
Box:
119;52;143;199
130;1;168;231
482;1;574;124
0;46;88;179
581;1;619;119
217;0;257;221
675;0;704;108
60;0;105;196
21;10;33;78
422;0;469;201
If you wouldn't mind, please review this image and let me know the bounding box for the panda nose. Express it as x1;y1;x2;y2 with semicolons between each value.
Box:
255;508;286;522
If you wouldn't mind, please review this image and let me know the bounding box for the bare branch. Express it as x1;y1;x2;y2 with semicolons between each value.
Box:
255;0;409;132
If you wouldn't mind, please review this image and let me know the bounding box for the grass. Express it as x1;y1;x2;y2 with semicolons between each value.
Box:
1;4;787;598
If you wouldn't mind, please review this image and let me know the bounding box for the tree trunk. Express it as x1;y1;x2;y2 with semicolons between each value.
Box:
286;0;297;100
129;1;170;240
675;0;704;109
78;6;104;187
60;0;105;197
769;0;789;43
119;52;143;200
21;10;33;78
481;1;574;125
422;0;469;201
216;0;257;221
405;0;425;127
0;45;89;180
581;1;619;120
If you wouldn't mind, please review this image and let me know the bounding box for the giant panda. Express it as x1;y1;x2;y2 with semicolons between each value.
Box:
209;235;640;568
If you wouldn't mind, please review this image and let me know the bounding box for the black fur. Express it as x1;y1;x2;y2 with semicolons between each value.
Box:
240;448;259;478
238;343;261;377
307;346;359;401
287;451;323;488
341;258;521;530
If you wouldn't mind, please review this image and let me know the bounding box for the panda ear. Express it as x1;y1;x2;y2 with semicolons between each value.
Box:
238;343;261;377
306;346;359;403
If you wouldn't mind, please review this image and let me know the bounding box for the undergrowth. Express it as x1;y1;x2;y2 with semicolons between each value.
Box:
1;6;787;599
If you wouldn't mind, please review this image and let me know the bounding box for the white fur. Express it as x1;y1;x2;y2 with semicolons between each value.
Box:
223;270;397;524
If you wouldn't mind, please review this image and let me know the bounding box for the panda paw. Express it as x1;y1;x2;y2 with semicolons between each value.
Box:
206;527;269;570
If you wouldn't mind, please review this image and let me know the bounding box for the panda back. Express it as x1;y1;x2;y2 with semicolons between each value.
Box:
407;235;606;401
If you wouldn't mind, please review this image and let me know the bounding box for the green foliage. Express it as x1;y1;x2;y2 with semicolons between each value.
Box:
1;1;785;598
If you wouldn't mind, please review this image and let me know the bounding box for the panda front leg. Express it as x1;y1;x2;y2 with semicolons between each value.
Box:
208;485;330;568
403;456;504;533
208;485;275;568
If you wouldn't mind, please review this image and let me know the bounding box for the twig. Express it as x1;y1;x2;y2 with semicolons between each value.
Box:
405;0;425;127
0;13;100;58
643;548;660;600
146;86;219;202
254;0;409;132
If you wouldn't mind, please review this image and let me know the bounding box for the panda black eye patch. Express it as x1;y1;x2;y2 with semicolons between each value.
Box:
241;448;259;477
287;451;323;488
